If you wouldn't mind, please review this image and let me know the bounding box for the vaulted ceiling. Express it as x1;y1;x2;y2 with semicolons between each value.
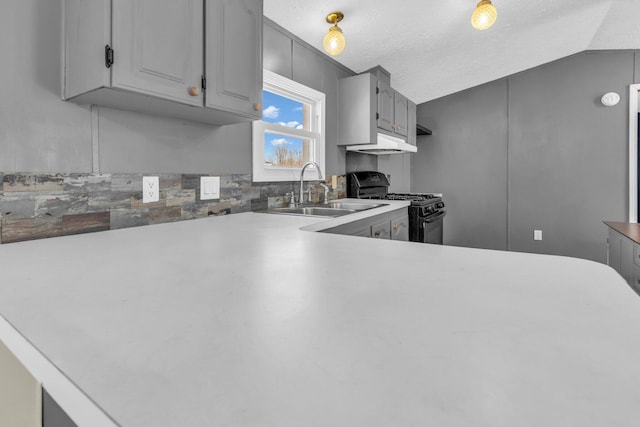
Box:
264;0;640;104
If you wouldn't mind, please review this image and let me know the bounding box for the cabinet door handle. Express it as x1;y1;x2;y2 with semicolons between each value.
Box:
374;231;381;237
393;224;399;231
188;86;200;96
253;103;262;111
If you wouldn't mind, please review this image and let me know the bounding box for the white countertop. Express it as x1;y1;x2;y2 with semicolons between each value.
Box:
1;205;640;426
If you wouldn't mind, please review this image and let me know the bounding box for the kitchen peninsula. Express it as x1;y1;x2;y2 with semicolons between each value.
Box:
2;209;640;426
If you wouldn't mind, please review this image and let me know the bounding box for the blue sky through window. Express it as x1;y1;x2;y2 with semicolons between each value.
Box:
263;90;307;166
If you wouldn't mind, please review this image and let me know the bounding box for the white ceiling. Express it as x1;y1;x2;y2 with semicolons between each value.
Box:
264;0;640;104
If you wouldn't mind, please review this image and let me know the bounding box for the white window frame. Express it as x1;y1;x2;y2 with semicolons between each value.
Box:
252;69;326;182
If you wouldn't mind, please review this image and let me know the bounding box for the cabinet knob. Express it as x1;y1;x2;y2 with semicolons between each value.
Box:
393;224;399;231
374;231;381;237
188;87;200;96
253;103;262;111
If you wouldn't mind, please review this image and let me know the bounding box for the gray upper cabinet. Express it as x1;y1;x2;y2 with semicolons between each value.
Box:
62;0;263;126
205;0;262;119
338;72;416;146
111;0;203;106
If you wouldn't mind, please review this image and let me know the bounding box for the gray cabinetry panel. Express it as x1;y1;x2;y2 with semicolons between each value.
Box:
292;42;324;92
205;0;263;119
263;23;292;79
338;73;377;146
63;0;263;125
338;73;414;146
62;0;111;99
607;227;639;289
322;208;409;241
112;0;203;106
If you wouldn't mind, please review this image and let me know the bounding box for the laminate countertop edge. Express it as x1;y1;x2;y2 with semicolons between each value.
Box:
0;212;638;426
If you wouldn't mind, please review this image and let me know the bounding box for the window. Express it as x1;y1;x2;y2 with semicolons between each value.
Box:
252;69;325;182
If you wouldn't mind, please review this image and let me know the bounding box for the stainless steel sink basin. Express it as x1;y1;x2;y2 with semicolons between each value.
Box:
327;202;386;211
256;201;387;218
259;206;356;217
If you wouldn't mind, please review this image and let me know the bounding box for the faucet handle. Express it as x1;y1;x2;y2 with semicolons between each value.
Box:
286;192;296;207
319;183;330;205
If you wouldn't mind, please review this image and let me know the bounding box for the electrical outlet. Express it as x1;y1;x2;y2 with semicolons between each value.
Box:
200;176;220;200
142;176;159;203
534;229;542;241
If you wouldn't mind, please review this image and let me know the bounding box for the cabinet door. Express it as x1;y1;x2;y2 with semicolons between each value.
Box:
377;80;394;133
393;92;409;136
111;0;204;106
621;236;634;283
407;100;417;145
205;0;263;119
390;214;409;241
371;219;391;239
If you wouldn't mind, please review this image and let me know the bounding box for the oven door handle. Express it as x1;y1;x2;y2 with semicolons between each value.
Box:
424;211;446;223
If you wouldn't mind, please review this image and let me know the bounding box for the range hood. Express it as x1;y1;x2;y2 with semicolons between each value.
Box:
346;133;417;155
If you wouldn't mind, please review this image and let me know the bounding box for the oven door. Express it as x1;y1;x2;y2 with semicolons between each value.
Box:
421;211;446;244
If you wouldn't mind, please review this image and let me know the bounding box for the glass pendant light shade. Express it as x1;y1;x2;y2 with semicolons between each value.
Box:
471;0;497;30
323;26;346;56
323;11;345;56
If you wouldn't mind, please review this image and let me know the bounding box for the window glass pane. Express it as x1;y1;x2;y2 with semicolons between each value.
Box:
262;90;311;131
264;131;313;168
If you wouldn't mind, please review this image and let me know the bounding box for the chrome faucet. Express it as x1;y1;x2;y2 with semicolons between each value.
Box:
299;161;323;205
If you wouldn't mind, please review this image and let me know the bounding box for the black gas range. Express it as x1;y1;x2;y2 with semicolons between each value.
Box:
347;172;446;244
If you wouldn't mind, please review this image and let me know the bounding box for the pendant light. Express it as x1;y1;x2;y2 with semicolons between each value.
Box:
471;0;497;30
323;11;346;56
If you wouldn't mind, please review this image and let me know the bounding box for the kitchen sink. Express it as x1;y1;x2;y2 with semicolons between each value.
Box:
259;206;356;217
256;201;387;218
327;202;386;211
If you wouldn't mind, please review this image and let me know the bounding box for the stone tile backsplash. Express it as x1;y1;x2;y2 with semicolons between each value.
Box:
0;172;347;244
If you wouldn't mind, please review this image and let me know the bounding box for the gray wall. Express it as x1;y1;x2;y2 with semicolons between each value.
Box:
414;51;633;263
0;1;353;177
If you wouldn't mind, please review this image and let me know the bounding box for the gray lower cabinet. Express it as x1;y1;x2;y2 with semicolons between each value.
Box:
322;208;409;241
43;389;78;427
63;0;262;126
607;226;640;292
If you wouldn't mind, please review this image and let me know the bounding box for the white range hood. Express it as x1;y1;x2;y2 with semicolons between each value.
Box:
346;133;417;155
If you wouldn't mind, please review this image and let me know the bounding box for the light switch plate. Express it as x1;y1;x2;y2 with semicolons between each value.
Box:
534;229;542;241
200;176;220;200
142;176;159;203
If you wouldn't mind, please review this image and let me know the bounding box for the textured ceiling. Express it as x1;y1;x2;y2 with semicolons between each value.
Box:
264;0;640;104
